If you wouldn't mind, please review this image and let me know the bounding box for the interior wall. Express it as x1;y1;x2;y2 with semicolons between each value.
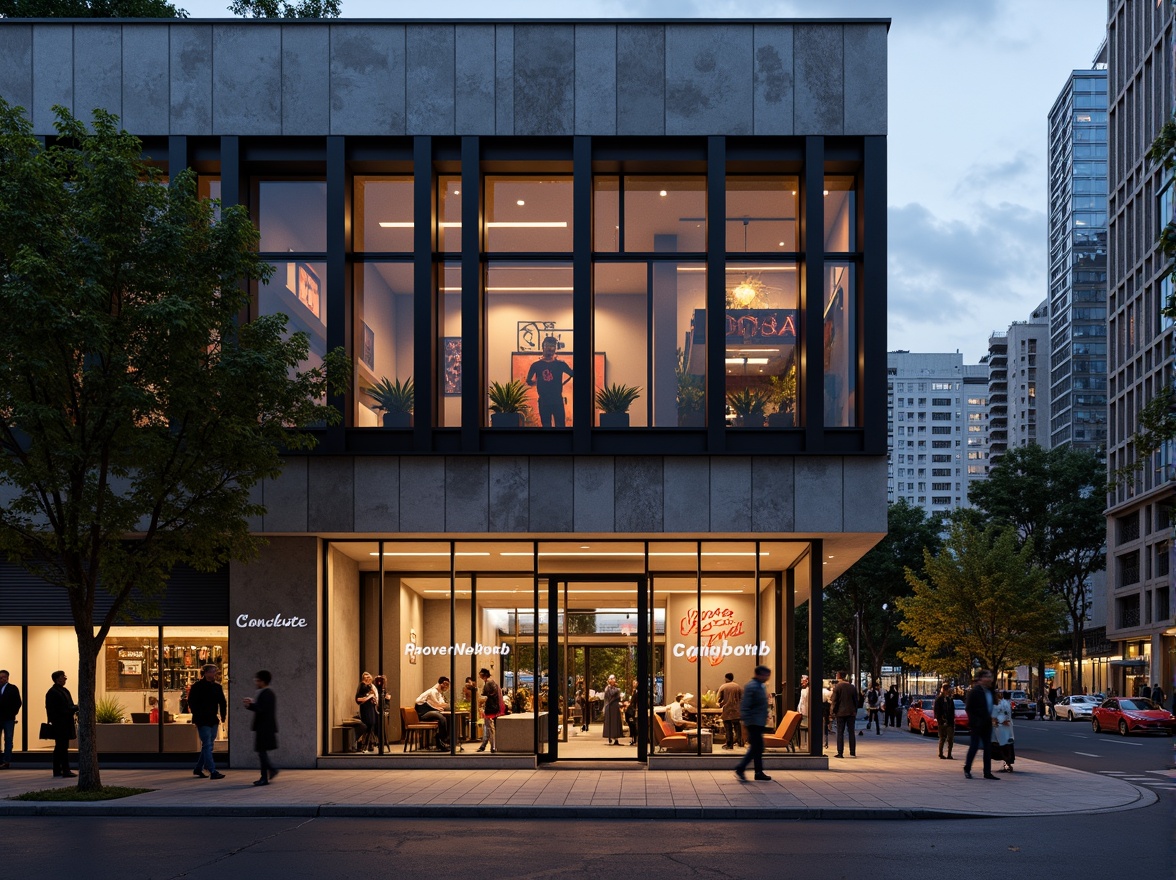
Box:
663;593;759;706
327;545;360;738
398;583;424;734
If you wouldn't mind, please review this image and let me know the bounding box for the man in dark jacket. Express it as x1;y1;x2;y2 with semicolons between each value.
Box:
964;668;998;780
734;665;772;782
45;670;75;778
244;670;278;786
933;682;956;760
188;664;227;780
830;671;860;758
0;669;22;768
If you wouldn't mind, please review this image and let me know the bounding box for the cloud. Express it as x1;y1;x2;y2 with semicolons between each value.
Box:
950;151;1037;199
888;200;1046;360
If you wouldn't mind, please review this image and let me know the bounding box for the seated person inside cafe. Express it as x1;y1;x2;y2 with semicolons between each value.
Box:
666;693;697;731
415;676;451;750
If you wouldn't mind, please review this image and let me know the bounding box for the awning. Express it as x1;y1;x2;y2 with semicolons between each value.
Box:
1108;658;1148;667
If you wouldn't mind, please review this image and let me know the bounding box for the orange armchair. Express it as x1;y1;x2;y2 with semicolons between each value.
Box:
651;716;690;752
763;710;803;751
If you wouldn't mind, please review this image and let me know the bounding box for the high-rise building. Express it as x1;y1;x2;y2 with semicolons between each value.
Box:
988;301;1050;462
1047;59;1109;453
1106;0;1175;700
887;351;988;514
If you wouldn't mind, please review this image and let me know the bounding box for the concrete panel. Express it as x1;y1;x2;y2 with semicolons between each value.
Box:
122;25;170;135
31;25;72;135
793;457;843;533
709;456;752;533
262;456;308;533
489;456;528;532
445;455;489;532
494;24;513;135
307;456;354;532
574;23;616;135
0;26;32;116
794;23;843;135
573;457;614;532
169;25;213;135
74;24;121;124
662;457;710;533
752;24;793;135
750;457;795;532
617;24;664;136
398;457;446;532
406;24;455;135
213;24;281;135
455;24;495;135
353;457;400;533
330;24;405;136
229;537;319;769
528;457;574;532
281;24;330;136
842;456;887;533
843;24;887;135
665;23;752;136
513;24;574;136
615;457;663;533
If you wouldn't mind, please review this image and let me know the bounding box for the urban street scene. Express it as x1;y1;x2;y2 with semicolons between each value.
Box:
0;0;1171;875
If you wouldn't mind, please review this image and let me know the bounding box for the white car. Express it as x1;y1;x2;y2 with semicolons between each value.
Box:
1056;694;1100;721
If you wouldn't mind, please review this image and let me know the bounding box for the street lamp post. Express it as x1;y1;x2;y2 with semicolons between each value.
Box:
854;611;861;694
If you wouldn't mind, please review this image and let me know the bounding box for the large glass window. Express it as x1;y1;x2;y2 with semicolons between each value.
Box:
355;263;414;428
824;176;856;252
824;262;856;427
355;176;413;252
486;263;575;428
593;262;706;427
438;263;461;427
438;175;461;253
258;180;326;252
484;176;573;252
594;176;706;254
258;260;327;375
725;263;799;428
726;176;799;253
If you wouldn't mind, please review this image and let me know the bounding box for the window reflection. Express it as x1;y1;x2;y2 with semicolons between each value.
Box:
258;180;327;252
259;260;327;376
824;262;855;427
438;263;461;427
824;176;855;252
725;263;799;428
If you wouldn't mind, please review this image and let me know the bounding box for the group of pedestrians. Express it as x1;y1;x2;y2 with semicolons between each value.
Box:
962;668;1016;780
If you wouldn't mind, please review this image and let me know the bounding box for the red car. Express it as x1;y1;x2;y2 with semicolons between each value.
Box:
907;698;970;736
1091;698;1176;737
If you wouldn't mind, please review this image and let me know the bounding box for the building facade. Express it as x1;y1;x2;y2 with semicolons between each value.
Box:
1106;0;1175;702
0;18;889;768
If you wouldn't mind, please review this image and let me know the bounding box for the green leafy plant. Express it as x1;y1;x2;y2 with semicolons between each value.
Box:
95;696;126;724
365;376;414;414
595;382;641;414
488;379;531;415
675;347;704;421
727;387;770;421
768;365;797;415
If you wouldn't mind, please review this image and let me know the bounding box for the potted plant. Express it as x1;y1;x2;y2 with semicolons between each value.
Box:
96;695;126;724
488;379;530;427
767;365;798;427
365;376;414;428
675;347;705;427
595;382;641;427
727;387;770;428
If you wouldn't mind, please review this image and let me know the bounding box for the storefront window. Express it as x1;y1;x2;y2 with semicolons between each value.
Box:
484;176;573;252
355;263;414;428
726;176;799;252
725;263;799;428
824;262;856;427
354;176;414;252
485;263;575;427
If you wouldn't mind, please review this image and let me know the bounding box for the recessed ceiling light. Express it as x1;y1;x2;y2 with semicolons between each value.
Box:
778;241;786;247
516;199;525;206
454;189;460;195
659;190;668;197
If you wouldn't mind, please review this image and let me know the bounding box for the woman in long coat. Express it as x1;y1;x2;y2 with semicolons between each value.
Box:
992;689;1015;772
601;674;623;745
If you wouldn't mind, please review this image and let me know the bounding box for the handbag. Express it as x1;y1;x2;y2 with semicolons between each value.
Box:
39;721;54;740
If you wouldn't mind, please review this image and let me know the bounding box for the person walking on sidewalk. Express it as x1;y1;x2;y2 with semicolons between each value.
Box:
0;669;22;769
734;665;772;782
188;664;227;779
963;669;998;780
883;684;900;728
933;682;956;759
863;681;882;735
244;670;279;786
718;672;744;750
830;671;860;758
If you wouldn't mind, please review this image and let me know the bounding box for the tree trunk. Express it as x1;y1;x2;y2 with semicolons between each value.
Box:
74;625;103;791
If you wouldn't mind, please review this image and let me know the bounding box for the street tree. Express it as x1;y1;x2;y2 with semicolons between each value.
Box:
228;0;340;16
0;0;185;16
0;101;347;791
897;521;1067;680
825;500;942;686
967;444;1106;689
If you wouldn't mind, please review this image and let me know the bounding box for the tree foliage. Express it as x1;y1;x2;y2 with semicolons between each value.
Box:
824;500;942;684
897;521;1067;678
0;0;186;16
0;100;348;790
966;444;1106;688
227;0;339;16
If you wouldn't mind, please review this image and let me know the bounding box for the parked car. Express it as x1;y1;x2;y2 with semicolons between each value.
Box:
907;698;969;736
1008;690;1036;719
1091;698;1176;736
1055;694;1100;722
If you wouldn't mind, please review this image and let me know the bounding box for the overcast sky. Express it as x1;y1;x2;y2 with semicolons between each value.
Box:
180;0;1109;363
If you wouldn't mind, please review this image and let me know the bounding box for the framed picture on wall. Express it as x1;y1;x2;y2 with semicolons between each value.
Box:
285;261;322;321
442;338;462;395
517;321;571;352
361;323;375;370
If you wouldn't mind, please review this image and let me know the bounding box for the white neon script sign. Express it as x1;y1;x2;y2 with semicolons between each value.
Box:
404;642;512;657
236;613;308;628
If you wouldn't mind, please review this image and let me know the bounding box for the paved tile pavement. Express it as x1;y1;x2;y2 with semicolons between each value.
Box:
0;728;1157;820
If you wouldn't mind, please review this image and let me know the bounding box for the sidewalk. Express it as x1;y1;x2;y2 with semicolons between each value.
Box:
0;729;1157;820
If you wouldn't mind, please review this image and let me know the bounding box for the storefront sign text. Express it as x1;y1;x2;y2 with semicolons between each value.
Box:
404;642;511;657
235;613;308;628
679;606;759;666
672;640;771;660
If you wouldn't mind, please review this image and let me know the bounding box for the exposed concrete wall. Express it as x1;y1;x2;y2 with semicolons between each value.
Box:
0;20;887;137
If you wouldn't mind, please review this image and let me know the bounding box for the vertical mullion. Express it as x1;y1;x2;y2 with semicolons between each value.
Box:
461;137;481;448
808;539;824;756
706;136;727;450
803;137;826;441
862;136;887;449
325;136;347;450
413;137;434;443
573;136;592;448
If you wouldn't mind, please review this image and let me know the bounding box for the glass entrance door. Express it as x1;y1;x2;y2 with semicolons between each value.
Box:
540;576;649;763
